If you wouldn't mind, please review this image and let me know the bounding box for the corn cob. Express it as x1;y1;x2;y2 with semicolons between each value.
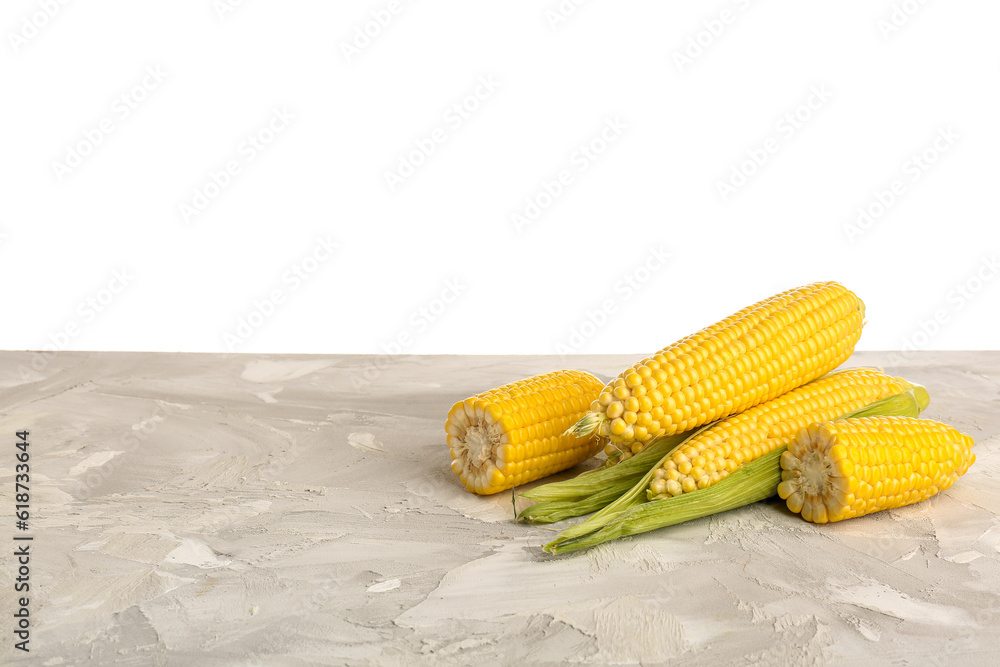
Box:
647;368;908;500
523;368;911;524
778;416;975;523
540;372;928;554
570;281;865;461
446;370;604;495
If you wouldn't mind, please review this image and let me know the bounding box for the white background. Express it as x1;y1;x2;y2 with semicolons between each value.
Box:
2;0;998;355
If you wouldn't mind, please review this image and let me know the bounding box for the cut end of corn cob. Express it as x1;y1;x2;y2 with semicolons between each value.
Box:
571;281;867;463
777;416;975;523
446;370;604;495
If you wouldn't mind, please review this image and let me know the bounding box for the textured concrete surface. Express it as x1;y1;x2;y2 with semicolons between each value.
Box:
0;351;997;665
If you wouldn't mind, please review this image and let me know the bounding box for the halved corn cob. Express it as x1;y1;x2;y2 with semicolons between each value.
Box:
539;371;928;553
647;368;910;499
570;281;865;461
446;370;604;495
778;416;975;523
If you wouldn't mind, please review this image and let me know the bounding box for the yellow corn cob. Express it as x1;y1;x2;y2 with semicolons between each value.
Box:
777;416;975;523
646;368;911;499
572;281;866;461
446;370;605;495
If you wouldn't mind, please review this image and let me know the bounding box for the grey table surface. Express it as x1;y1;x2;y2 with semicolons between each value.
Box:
0;351;997;665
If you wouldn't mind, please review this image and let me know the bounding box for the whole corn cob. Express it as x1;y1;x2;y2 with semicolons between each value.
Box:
446;370;604;495
570;281;865;461
778;416;975;523
540;371;928;553
648;368;909;499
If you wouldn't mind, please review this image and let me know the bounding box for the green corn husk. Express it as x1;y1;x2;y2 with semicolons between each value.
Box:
516;431;691;523
543;384;928;555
